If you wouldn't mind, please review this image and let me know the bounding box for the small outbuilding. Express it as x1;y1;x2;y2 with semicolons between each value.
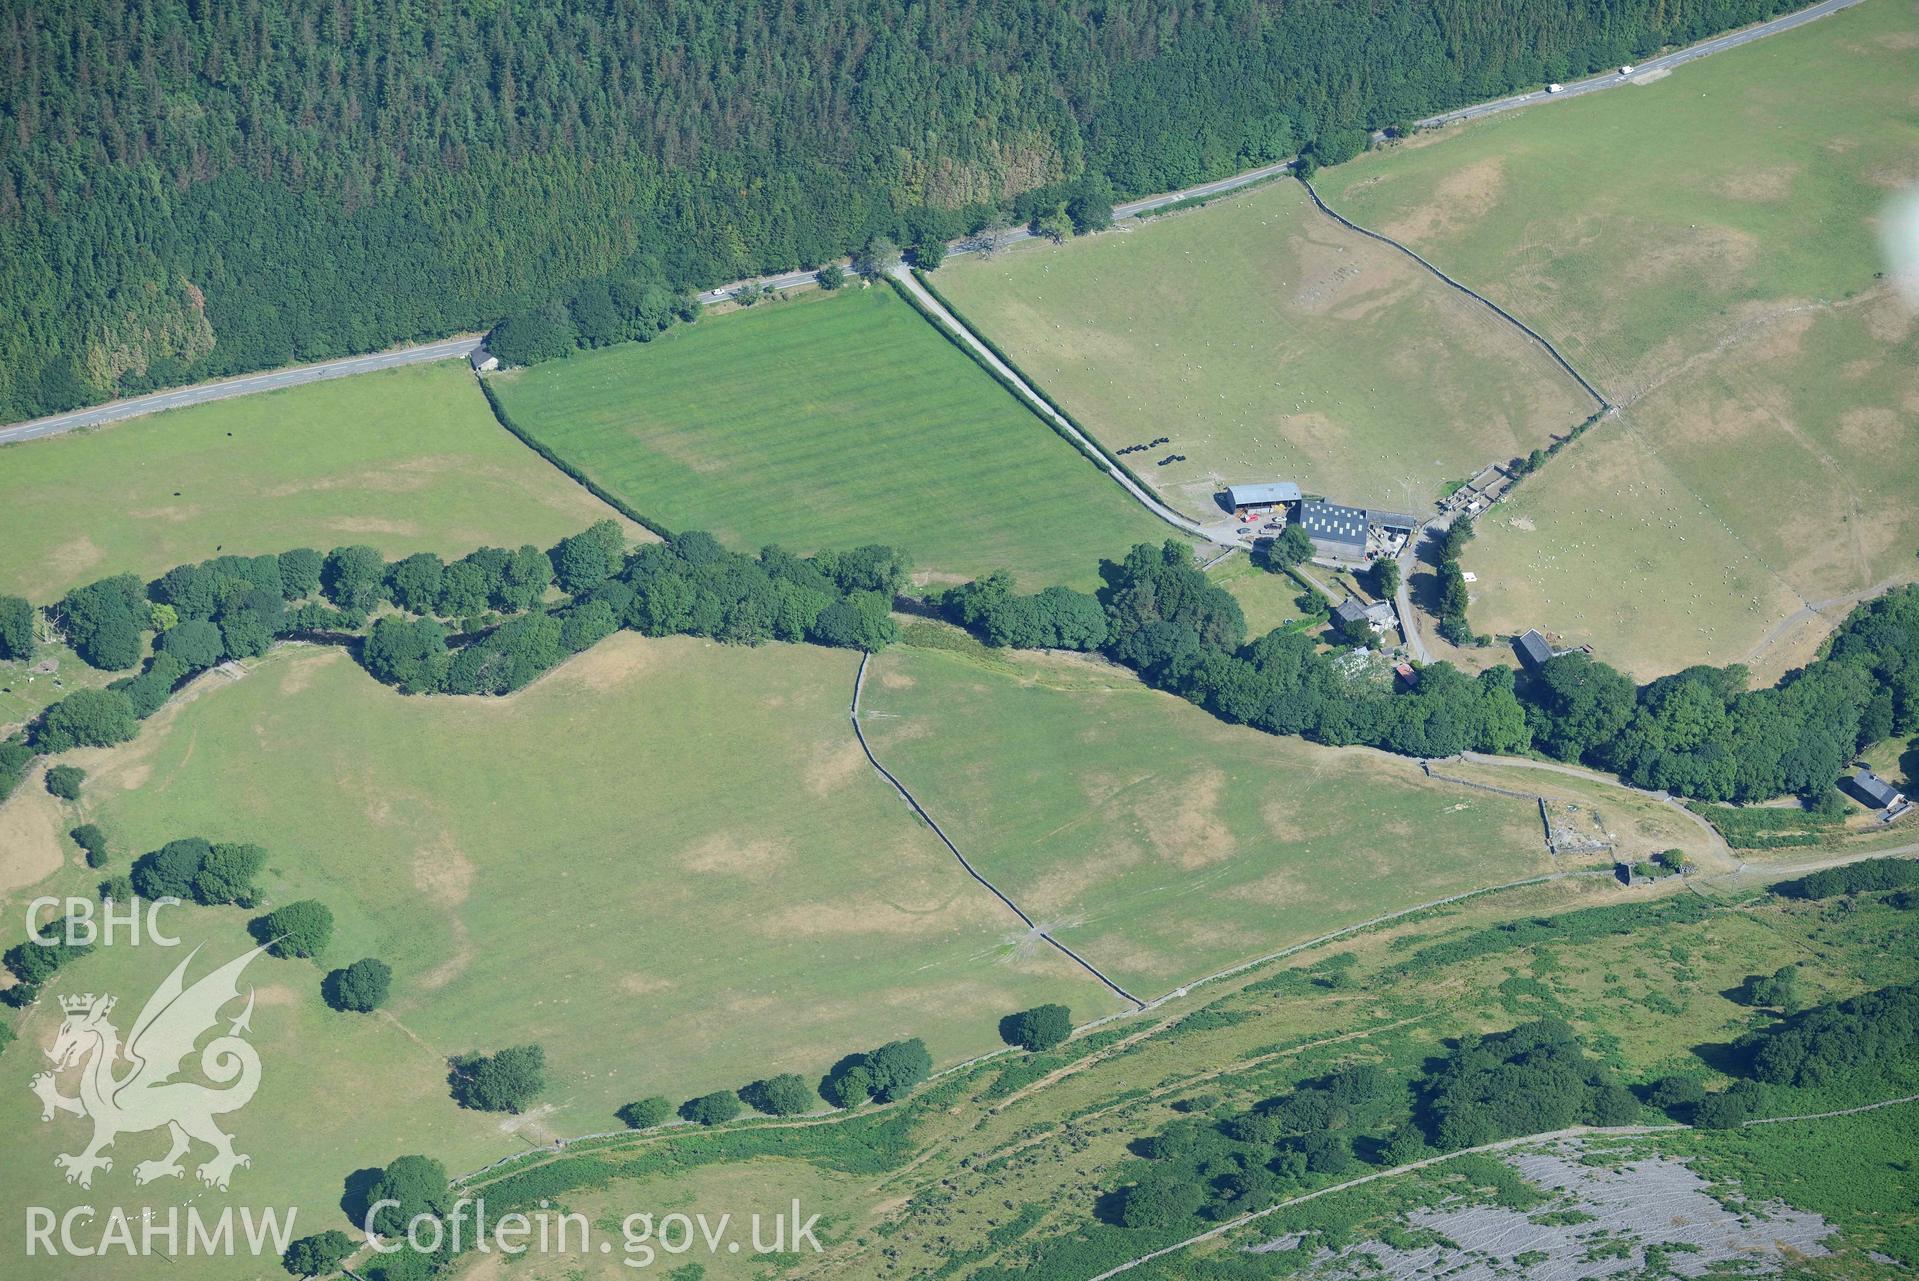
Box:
1226;482;1301;511
1513;629;1553;670
1849;768;1906;811
469;343;500;373
1367;510;1418;535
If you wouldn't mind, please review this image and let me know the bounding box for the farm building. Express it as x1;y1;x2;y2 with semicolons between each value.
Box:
1848;768;1906;811
1227;482;1301;511
1513;629;1553;670
469;343;501;373
1332;597;1395;632
1368;510;1418;535
1298;500;1369;558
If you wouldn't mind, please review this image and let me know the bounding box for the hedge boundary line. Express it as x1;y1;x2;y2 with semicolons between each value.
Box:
474;375;676;541
897;271;1181;531
1297;178;1612;412
849;652;1147;1008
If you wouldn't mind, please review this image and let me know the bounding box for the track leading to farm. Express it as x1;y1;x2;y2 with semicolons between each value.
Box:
887;267;1237;548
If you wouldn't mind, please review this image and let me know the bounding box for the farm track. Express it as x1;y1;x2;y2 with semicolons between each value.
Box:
443;828;1622;1190
1744;571;1915;669
1087;1093;1919;1279
887;266;1235;547
441;795;1914;1224
1454;750;1733;858
1125;867;1613;1012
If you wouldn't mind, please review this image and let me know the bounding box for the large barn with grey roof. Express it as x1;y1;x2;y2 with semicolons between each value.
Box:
1298;500;1370;559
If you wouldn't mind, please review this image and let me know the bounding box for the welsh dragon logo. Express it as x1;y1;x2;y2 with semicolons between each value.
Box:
31;944;265;1190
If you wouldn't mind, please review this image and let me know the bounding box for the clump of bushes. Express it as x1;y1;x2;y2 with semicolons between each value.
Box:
1733;964;1802;1014
820;1038;932;1108
939;573;1106;651
1000;1003;1073;1052
616;1096;674;1130
132;837;267;907
35;688;138;753
323;958;393;1013
450;1044;547;1112
0;594;34;661
485;267;698;368
1775;857;1919;901
1643;1074;1705;1119
69;823;109;868
281;1230;354;1277
44;764;84;799
739;1073;816;1117
252;899;334;959
0;737;35;804
680;1090;743;1126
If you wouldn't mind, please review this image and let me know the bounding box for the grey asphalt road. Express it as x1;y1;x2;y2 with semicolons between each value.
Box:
0;335;484;445
1415;0;1862;127
700;156;1305;305
0;0;1859;444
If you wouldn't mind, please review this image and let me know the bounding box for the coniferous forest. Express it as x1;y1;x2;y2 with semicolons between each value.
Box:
0;0;1806;421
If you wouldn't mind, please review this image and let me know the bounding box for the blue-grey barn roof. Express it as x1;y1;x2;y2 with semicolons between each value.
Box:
1227;482;1301;506
1514;629;1553;668
1300;500;1368;546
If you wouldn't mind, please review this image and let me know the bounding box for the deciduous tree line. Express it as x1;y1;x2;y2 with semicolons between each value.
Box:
606;1003;1074;1138
938;544;1919;805
1523;586;1919;802
2;526;911;799
945;540;1532;762
1107;1019;1635;1232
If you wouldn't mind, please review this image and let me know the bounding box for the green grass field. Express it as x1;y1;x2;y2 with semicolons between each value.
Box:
1463;269;1919;680
932;178;1594;518
0;640;114;741
858;643;1556;996
1315;0;1919;399
0;900;507;1281
1314;0;1919;677
0;636;1115;1278
488;288;1173;589
426;858;1919;1281
0;361;630;605
1206;552;1317;637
